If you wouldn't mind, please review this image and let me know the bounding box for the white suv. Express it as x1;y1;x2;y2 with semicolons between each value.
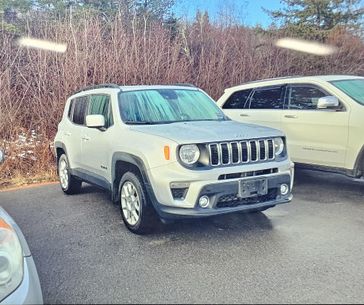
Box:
54;84;294;234
218;75;364;179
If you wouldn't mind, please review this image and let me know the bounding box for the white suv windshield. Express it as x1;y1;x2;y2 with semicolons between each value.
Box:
331;79;364;106
118;89;227;124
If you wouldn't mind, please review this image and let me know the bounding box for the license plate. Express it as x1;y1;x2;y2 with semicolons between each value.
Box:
238;178;268;198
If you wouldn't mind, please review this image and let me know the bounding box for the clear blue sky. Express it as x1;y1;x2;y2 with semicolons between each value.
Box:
174;0;283;27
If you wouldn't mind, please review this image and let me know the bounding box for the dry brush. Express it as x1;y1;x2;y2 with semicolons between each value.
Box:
0;12;363;185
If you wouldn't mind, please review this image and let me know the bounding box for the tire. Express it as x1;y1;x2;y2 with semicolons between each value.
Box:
58;154;82;194
118;171;159;234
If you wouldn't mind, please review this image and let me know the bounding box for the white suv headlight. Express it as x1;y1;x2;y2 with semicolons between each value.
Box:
273;137;285;156
179;144;200;165
0;217;23;301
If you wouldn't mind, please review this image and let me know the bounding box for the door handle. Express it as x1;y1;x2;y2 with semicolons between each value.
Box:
64;132;71;136
284;115;298;119
82;136;91;141
240;114;250;117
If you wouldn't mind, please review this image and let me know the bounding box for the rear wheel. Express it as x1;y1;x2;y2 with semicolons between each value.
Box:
119;172;159;234
58;154;82;194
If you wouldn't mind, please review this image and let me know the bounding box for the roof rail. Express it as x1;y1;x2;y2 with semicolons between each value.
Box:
235;76;303;87
172;83;197;88
74;83;120;94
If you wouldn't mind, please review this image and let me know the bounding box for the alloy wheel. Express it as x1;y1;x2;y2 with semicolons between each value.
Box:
121;181;141;226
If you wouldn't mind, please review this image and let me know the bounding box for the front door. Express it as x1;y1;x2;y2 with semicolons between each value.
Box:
281;84;349;168
81;94;114;184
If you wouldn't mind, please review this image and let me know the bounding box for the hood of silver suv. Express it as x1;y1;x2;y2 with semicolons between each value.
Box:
129;120;283;144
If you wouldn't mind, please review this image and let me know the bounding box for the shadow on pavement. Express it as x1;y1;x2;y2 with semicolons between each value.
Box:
79;183;274;236
293;169;364;203
142;211;274;238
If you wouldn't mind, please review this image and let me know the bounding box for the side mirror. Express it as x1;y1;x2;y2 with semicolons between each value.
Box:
0;149;4;164
86;115;105;129
317;96;339;109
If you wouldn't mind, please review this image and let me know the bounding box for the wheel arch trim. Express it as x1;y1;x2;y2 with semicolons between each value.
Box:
111;152;158;205
353;144;364;177
54;142;68;173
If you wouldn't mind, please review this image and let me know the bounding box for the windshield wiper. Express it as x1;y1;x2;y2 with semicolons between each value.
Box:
190;118;228;122
124;121;175;125
124;118;228;125
124;121;157;125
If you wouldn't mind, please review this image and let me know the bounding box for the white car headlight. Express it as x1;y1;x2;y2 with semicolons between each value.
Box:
273;137;285;156
0;217;23;301
179;144;200;165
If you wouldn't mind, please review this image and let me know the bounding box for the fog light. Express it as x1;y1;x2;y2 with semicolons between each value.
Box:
199;196;210;208
280;184;289;195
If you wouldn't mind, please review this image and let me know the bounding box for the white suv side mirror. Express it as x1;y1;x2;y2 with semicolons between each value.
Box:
317;96;339;109
0;149;4;164
86;115;105;128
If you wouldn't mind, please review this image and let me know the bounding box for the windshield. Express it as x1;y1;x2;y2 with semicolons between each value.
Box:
118;89;227;124
330;79;364;106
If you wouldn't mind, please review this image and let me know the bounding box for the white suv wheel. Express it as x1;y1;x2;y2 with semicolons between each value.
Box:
121;181;141;226
59;159;69;189
58;154;82;194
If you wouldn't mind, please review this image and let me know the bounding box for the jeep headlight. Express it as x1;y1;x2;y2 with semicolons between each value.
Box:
179;144;200;165
0;216;23;301
273;137;285;157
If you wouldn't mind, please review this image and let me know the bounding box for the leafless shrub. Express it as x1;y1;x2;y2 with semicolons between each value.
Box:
0;12;363;184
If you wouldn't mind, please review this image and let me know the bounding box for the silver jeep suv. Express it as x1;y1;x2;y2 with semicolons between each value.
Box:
54;84;294;234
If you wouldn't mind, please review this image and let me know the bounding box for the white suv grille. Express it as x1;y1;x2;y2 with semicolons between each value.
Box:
208;139;275;166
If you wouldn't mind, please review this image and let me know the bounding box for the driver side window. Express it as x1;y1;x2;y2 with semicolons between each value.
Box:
89;94;114;128
288;85;327;110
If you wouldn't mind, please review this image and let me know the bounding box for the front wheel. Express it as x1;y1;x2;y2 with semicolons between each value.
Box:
58;154;82;194
119;172;159;234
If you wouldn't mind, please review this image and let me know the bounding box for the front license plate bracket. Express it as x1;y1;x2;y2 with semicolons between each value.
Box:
238;178;268;198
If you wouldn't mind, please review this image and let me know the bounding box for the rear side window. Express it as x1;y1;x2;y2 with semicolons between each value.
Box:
288;85;327;110
222;89;252;109
68;99;74;120
72;96;88;125
89;94;113;128
249;86;284;109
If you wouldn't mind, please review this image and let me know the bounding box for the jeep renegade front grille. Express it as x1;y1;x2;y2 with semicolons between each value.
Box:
208;139;275;166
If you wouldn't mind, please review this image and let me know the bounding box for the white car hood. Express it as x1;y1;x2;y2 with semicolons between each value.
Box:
130;120;283;144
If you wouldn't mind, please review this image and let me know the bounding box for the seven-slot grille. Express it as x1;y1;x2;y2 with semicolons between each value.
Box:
208;139;275;166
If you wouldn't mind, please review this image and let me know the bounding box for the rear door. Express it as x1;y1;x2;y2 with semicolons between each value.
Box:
220;88;252;121
281;84;349;167
221;85;285;131
64;96;88;169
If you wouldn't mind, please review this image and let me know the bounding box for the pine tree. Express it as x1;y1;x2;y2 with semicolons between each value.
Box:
265;0;364;40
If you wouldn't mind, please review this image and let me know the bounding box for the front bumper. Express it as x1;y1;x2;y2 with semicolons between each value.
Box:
155;174;292;219
146;161;294;219
2;256;43;305
158;196;291;219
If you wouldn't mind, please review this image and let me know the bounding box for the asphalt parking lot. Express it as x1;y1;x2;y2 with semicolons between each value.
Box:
1;169;364;304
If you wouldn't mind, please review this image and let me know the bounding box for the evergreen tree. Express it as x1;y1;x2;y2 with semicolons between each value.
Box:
265;0;363;40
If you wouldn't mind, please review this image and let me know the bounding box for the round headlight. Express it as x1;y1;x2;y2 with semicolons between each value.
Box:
179;144;200;165
273;137;285;156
